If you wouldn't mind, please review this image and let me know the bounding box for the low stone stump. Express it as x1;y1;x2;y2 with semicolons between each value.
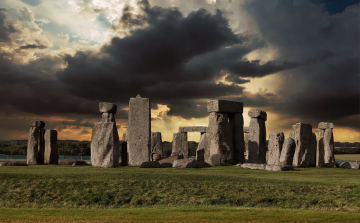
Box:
140;161;161;168
0;162;28;166
173;158;197;168
240;163;294;171
59;158;87;165
340;162;360;169
240;163;266;170
158;155;183;166
152;153;162;161
320;162;339;168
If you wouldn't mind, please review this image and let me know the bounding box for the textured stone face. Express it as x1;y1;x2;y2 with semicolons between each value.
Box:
128;96;150;166
340;161;360;169
267;132;285;165
232;113;245;164
44;129;58;164
244;132;250;162
27;127;39;165
248;118;266;164
207;100;243;113
102;113;115;122
316;129;325;166
122;130;128;142
171;132;188;158
279;138;296;165
158;155;183;166
173;158;197;168
151;132;163;157
179;126;207;133
99;102;117;114
318;122;334;129
30;120;45;128
291;123;314;167
240;163;266;170
196;132;210;163
91;122;119;167
248;108;267;121
38;128;45;164
323;128;335;164
243;126;249;133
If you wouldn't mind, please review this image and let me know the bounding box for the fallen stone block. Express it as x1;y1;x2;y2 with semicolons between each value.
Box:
318;122;334;129
140;161;161;168
240;163;266;170
340;161;360;169
320;162;339;168
158;155;183;165
99;102;117;114
59;158;87;165
179;126;207;133
152;153;162;161
265;164;294;171
0;162;28;166
248;108;267;121
207;100;243;113
173;158;197;168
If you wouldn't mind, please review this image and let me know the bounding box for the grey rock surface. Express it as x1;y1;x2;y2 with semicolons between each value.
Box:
99;102;117;114
244;132;250;162
265;164;294;171
151;132;163;157
44;129;58;164
102;113;115;122
158;155;183;165
292;123;314;167
318;122;334;129
316;129;325;166
340;161;360;169
171;132;188;158
152;153;161;161
179;126;207;133
173;158;197;168
248;117;266;164
196;132;210;163
207;100;243;113
324;128;335;164
30;120;45;128
267;132;285;165
38;128;45;164
240;163;266;170
140;161;161;168
248;108;267;121
320;162;339;168
127;95;151;166
233;113;245;164
279;138;296;165
27;127;39;165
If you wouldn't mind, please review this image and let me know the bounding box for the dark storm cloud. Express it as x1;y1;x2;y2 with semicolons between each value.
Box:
19;44;47;49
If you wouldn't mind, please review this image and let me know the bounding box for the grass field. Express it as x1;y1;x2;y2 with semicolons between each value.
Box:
0;162;359;222
335;154;360;161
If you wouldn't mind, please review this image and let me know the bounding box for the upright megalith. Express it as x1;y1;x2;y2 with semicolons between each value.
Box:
267;132;284;165
171;132;188;158
91;102;119;168
247;109;267;164
291;123;315;167
279;138;296;165
151;132;163;159
317;122;335;166
44;129;58;164
244;126;250;162
27;120;45;165
127;95;151;166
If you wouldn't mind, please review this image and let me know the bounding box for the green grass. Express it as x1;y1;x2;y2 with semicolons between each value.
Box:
335;154;360;161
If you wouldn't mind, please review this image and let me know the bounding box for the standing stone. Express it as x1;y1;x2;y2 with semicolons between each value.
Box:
171;132;188;158
291;123;314;167
27;127;39;165
127;95;151;166
279;138;296;165
267;132;284;165
232;113;245;164
44;129;58;164
324;128;335;163
91;102;119;168
151;132;163;158
121;141;128;166
38;128;45;164
316;129;325;166
196;132;210;163
248;109;267;164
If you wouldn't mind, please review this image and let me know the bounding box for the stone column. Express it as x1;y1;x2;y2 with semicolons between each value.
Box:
267;132;284;165
317;122;335;165
127;95;150;166
91;102;120;168
243;126;250;162
38;128;45;164
291;123;314;167
171;132;188;158
27;120;45;165
232;113;245;164
151;132;163;159
44;129;58;164
279;137;296;165
196;132;210;163
248;109;267;164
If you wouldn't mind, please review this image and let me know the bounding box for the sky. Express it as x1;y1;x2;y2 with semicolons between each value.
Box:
0;0;359;142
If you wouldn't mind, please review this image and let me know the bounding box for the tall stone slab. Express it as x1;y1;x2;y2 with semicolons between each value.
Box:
38;128;45;164
316;129;325;166
151;132;163;158
232;113;245;164
267;132;284;165
44;129;58;164
279;138;296;165
196;132;210;163
91;102;119;167
291;123;314;167
171;132;188;158
324;128;335;163
128;95;150;166
248;108;267;164
244;126;250;162
27;127;39;165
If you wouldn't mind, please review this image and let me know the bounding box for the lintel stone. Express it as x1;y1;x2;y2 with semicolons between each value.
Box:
207;100;243;113
248;108;267;121
318;122;334;129
179;126;207;133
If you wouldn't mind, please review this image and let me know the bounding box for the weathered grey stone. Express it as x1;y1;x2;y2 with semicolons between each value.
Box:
30;120;45;128
91;122;119;167
160;163;173;168
292;125;297;130
316;129;325;166
318;122;334;129
196;132;210;163
140;161;161;168
320;162;339;168
179;126;207;133
38;128;45;164
292;123;315;167
44;129;58;164
244;131;250;162
279;138;296;165
0;162;28;166
248;108;267;121
289;130;295;139
122;130;128;142
340;161;360;169
158;155;183;165
248;118;266;164
27;127;39;165
59;158;87;165
324;128;335;164
99;102;117;114
265;164;294;171
208;112;234;166
243;126;249;133
309;133;317;166
207;100;243;113
102;113;115;122
120;141;128;166
128;95;151;166
240;163;266;170
151;132;163;157
173;158;197;168
267;132;284;165
152;153;161;161
171;132;188;158
232;113;245;164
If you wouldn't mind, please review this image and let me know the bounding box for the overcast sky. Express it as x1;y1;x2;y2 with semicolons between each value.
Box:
0;0;359;142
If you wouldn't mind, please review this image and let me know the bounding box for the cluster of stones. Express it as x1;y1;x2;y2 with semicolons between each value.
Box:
172;126;207;158
27;120;58;165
